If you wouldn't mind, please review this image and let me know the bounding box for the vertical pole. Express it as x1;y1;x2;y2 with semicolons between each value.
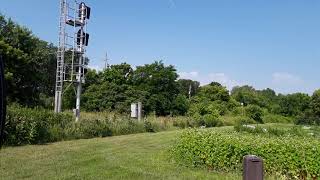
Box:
54;91;62;113
75;75;81;122
75;2;85;122
188;84;192;99
104;52;107;70
75;52;83;121
137;102;142;121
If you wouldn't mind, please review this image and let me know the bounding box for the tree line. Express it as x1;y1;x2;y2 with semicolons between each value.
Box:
1;14;320;125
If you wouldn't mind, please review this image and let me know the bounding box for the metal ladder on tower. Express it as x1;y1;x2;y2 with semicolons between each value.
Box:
54;0;67;113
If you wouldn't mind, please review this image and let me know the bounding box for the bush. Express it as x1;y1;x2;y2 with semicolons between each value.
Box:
5;106;73;145
108;118;145;136
245;105;264;123
76;119;112;138
263;113;293;123
234;124;267;134
295;110;320;125
172;129;320;179
4;106;173;146
234;124;316;138
231;106;245;116
144;121;155;132
234;116;256;125
234;124;290;137
203;110;222;127
173;116;198;128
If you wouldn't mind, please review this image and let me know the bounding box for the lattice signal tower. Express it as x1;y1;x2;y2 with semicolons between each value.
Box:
54;0;91;121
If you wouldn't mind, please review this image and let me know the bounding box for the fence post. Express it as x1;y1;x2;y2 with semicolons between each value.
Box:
243;155;264;180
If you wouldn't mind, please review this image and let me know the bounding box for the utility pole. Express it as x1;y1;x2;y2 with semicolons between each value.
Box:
188;84;192;99
104;51;110;70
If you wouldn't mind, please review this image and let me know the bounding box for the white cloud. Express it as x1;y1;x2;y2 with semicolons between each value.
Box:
179;71;199;79
88;64;103;71
178;71;241;90
270;72;307;94
208;73;241;89
272;72;302;85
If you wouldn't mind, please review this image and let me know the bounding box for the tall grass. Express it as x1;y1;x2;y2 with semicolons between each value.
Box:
4;106;181;146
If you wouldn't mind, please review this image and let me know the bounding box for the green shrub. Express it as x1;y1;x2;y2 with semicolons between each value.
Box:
4;106;168;146
106;116;145;136
219;115;250;126
234;116;256;125
173;117;189;128
245;105;264;123
144;121;155;132
234;124;316;138
172;116;199;128
76;119;112;138
295;110;320;125
266;127;286;136
231;106;245;116
263;114;293;123
172;129;320;179
5;106;73;145
203;111;222;127
234;124;267;134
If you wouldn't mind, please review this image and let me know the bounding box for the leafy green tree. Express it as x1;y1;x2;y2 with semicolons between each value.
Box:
82;68;100;89
245;104;264;123
0;15;57;106
171;94;189;116
257;88;278;110
311;89;320;117
203;109;222;127
101;63;133;85
188;82;231;125
196;82;230;102
231;86;259;106
82;81;147;113
277;93;311;117
132;61;179;115
177;79;200;98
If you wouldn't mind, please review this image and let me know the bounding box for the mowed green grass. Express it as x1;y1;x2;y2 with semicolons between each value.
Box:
0;128;241;180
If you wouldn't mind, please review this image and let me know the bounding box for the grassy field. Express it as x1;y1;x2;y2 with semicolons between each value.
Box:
0;127;241;180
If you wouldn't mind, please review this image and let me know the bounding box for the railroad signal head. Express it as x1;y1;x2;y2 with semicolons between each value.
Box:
79;2;91;20
77;30;89;46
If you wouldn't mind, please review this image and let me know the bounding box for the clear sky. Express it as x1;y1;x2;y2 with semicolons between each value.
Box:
1;0;320;94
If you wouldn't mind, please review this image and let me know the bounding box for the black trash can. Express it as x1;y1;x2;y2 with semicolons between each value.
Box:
243;155;264;180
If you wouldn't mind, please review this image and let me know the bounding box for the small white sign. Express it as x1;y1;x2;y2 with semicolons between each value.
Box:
131;103;137;118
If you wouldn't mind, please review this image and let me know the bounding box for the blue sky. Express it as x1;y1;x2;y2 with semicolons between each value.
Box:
1;0;320;94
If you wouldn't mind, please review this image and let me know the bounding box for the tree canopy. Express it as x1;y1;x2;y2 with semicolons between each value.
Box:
2;14;320;124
